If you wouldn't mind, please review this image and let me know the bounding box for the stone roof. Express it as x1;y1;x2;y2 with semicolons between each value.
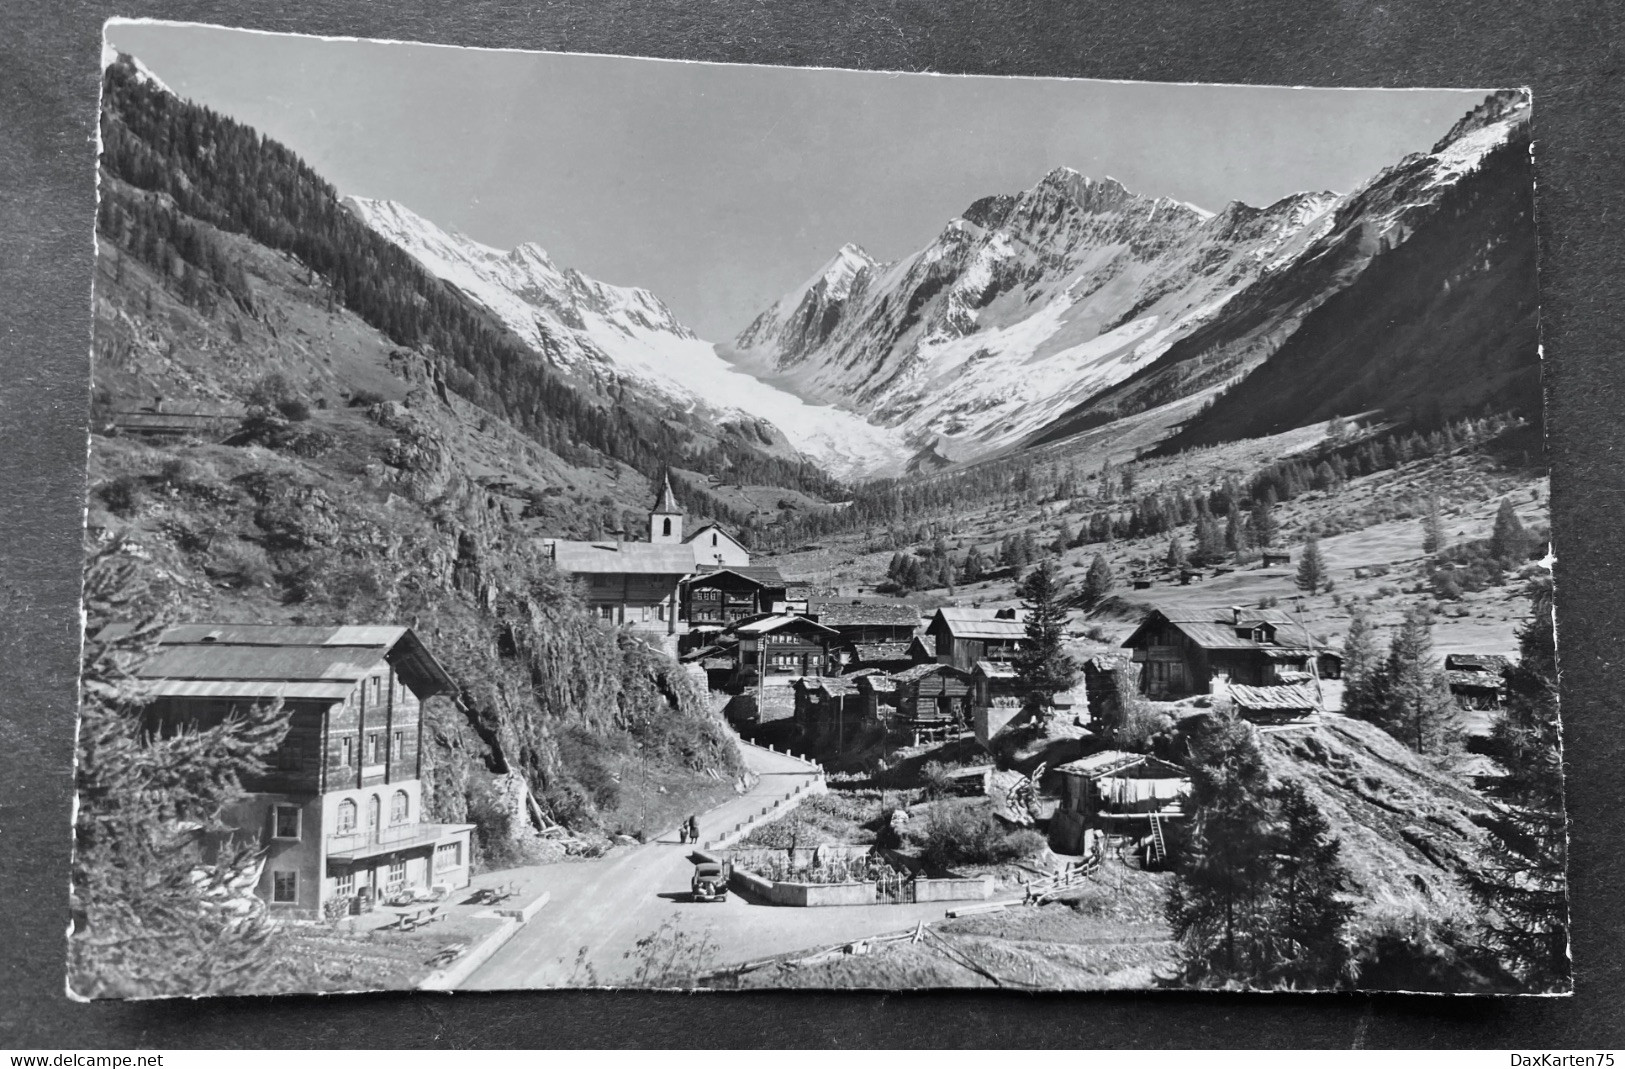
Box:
808;599;922;628
550;539;695;575
1226;681;1320;711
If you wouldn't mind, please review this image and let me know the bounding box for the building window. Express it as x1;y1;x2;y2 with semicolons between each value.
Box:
272;804;301;841
272;871;298;904
365;734;379;765
371;677;382;705
391;790;409;825
335;871;354;898
662;518;672;537
386;860;406;893
336;799;357;834
392;731;404;761
339;736;353;767
436;842;462;872
711;533;718;546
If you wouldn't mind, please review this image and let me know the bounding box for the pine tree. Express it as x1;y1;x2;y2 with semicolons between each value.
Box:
1251;497;1279;547
1340;607;1386;722
1422;496;1446;555
71;540;293;998
1165;535;1188;571
1490;497;1529;567
1469;576;1569;990
1381;604;1461;757
1295;535;1326;595
1267;779;1354;987
1194;513;1225;565
1167;710;1279;983
1225;503;1247;554
1014;561;1077;725
963;546;986;583
1082;552;1115;609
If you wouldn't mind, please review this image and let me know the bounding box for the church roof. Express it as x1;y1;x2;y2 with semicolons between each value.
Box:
652;474;683;515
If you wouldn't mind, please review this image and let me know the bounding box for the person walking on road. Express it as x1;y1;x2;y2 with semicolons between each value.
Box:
687;814;700;844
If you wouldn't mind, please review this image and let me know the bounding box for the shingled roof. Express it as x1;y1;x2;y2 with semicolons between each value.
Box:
1123;607;1317;652
1226;682;1320;712
102;623;455;702
929;606;1029;640
549;539;695;575
807;599;922;628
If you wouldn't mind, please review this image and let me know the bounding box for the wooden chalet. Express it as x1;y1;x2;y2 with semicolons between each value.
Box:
685;522;752;569
1121;606;1329;699
1444;653;1509;710
926;607;1029;671
1050;750;1190;859
109;623;475;918
806;598;922;645
790;676;867;747
889;662;975;744
548;539;694;635
971;659;1029;746
681;566;787;632
731;613;840;690
852;669;900;723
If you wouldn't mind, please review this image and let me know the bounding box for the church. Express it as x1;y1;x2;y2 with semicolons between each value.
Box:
544;477;697;638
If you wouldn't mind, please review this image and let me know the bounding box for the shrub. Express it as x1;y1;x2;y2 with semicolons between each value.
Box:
275;397;311;422
98;474;145;516
348;388;386;408
157;457;201;491
919;761;955;800
916;802;1046;872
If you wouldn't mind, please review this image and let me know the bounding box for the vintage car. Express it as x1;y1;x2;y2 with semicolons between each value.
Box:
690;860;731;902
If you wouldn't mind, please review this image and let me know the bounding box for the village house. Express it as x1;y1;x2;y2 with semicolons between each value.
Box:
1119;606;1339;700
113;623;475;919
889;662;975;745
544;477;694;638
926;607;1029;671
681;565;788;634
971;659;1029;746
1444;653;1509;710
729;613;841;692
1050;750;1191;863
806;598;922;645
684;521;753;569
790;675;866;748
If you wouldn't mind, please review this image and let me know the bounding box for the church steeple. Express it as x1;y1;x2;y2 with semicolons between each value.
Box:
649;473;684;543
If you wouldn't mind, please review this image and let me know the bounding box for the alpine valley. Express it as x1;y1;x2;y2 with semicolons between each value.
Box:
79;45;1556;1000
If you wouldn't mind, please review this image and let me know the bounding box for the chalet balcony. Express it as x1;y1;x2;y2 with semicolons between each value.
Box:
327;821;475;862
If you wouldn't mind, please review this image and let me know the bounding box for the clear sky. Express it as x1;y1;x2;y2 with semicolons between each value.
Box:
106;20;1494;342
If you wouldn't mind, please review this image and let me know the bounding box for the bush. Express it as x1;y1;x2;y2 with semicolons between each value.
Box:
919;761;956;800
275;398;311;422
348;388;386;408
916;802;1046;872
98;474;145;516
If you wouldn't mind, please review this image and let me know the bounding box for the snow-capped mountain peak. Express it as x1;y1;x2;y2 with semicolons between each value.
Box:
343;195;909;478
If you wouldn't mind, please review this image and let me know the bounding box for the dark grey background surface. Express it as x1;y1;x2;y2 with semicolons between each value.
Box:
2;0;1621;1049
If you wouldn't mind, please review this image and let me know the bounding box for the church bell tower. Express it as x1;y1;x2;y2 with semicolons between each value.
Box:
649;474;684;544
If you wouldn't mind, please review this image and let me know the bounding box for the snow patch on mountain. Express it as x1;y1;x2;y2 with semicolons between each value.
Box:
344;196;909;478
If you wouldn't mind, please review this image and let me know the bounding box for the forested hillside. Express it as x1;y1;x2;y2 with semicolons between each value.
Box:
98;58;841;508
87;57;752;867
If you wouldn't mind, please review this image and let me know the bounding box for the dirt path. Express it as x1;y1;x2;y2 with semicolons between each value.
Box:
460;741;954;990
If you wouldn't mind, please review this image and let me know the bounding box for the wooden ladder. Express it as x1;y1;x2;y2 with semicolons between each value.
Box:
1149;812;1168;864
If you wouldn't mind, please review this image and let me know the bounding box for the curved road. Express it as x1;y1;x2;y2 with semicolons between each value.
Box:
461;743;954;989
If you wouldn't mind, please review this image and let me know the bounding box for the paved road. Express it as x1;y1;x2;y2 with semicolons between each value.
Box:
461;743;955;989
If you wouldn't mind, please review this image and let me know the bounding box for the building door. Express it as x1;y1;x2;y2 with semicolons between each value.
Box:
367;794;381;844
